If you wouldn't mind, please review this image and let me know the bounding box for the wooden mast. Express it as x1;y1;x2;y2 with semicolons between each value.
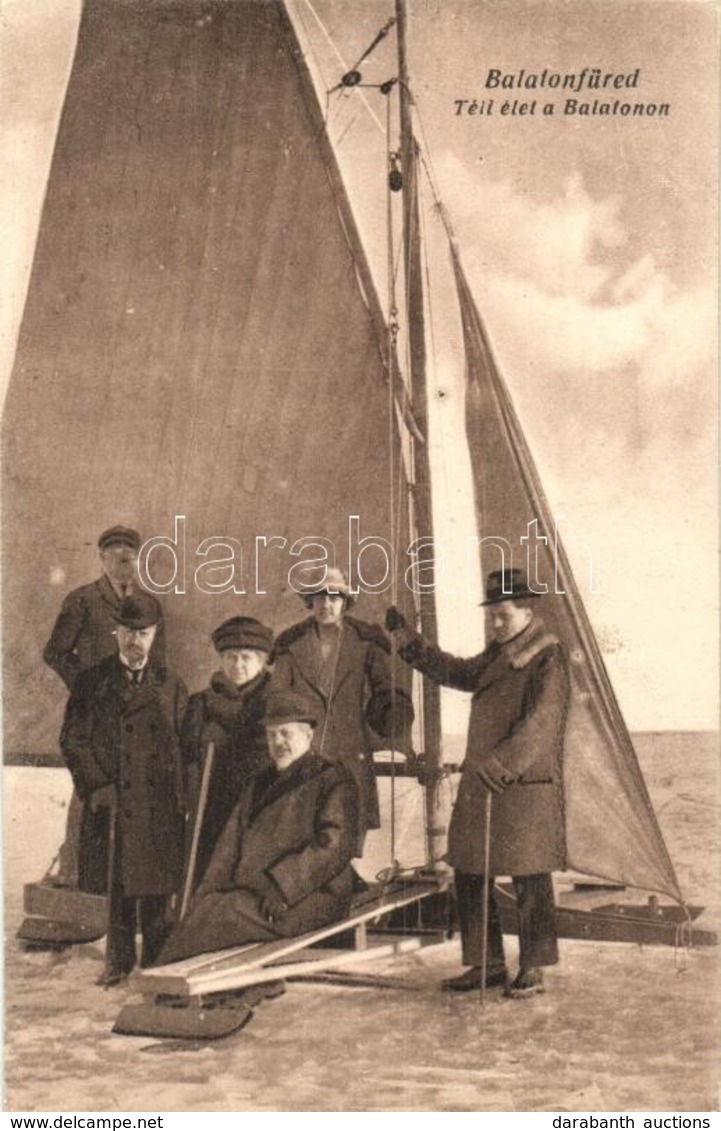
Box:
395;0;445;868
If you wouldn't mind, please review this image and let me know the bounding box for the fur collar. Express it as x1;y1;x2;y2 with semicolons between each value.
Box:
502;614;558;670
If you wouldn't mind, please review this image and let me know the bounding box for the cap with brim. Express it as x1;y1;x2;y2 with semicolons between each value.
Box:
480;568;543;607
297;566;355;608
98;525;141;552
113;593;162;629
212;616;273;654
260;690;317;728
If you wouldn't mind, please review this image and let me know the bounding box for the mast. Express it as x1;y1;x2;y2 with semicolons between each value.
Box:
395;0;445;868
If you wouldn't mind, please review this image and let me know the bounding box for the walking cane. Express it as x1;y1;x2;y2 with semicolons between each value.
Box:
480;790;493;1008
103;793;118;986
179;741;215;921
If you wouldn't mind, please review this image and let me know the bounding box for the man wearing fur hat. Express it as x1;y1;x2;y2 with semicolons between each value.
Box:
157;690;358;964
182;616;273;887
44;525;166;886
387;568;570;999
271;567;413;856
60;593;187;985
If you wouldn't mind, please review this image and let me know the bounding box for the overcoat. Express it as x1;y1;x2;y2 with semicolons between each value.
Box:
400;615;570;876
271;615;413;844
59;655;188;896
159;752;358;963
44;575;166;692
181;669;272;885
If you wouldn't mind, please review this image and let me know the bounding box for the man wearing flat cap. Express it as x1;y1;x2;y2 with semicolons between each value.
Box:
387;568;570;999
157;689;358;965
44;525;166;886
60;593;187;985
271;567;413;857
44;526;166;690
182;616;274;887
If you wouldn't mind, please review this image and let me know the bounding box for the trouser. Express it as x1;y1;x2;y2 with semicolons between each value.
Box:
454;870;559;971
107;893;171;975
106;860;173;976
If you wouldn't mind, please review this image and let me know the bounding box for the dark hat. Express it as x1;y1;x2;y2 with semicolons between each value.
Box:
113;592;162;629
480;568;542;606
260;690;317;728
297;566;355;608
211;616;273;654
98;526;141;552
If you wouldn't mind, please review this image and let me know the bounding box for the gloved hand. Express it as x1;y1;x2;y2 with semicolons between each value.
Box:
476;757;515;795
385;605;406;632
365;690;414;738
90;783;118;813
256;874;288;923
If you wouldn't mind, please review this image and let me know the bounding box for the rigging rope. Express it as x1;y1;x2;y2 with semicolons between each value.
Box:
295;0;384;131
385;88;401;870
330;18;398;93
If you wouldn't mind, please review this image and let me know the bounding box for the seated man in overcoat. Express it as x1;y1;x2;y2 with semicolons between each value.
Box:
157;689;358;965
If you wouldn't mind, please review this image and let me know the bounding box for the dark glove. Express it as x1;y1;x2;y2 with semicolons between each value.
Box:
385;605;406;632
256;875;288;923
90;784;118;813
365;689;414;738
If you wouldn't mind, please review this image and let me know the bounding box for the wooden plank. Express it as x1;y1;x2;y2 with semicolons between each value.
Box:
132;879;445;996
496;890;717;947
23;882;107;930
185;931;446;995
16;916;105;946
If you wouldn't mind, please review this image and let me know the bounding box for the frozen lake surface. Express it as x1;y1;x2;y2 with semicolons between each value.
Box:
4;732;720;1112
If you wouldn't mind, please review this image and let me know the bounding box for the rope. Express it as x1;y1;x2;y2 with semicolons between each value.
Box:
295;0;385;132
42;851;62;882
328;17;398;93
356;18;397;68
385;88;401;868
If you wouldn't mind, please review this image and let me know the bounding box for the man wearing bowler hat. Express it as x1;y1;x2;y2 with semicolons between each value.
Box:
158;689;358;965
387;568;570;998
60;593;187;985
271;567;413;858
44;525;166;886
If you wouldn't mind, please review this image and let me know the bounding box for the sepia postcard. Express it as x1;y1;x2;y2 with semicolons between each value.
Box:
1;0;718;1116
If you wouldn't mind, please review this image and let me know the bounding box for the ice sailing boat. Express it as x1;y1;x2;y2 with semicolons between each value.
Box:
2;0;713;1034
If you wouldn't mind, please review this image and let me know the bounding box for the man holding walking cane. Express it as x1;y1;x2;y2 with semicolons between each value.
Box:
60;593;187;986
386;567;570;999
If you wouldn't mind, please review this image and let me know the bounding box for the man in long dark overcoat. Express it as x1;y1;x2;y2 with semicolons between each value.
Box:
44;525;166;886
271;567;413;855
59;593;186;984
387;567;570;998
158;690;358;965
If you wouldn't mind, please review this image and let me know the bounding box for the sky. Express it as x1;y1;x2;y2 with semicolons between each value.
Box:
0;0;718;731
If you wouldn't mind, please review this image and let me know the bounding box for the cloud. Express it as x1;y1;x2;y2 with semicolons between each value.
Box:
434;154;716;421
424;155;717;728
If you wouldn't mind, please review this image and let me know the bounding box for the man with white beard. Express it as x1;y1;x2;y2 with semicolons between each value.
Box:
157;690;358;965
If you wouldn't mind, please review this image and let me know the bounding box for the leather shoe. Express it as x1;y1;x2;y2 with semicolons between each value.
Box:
504;967;545;998
96;970;130;989
442;966;508;992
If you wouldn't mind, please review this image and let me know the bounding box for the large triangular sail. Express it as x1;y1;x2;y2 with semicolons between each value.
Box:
450;247;682;902
2;0;416;759
3;0;684;909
